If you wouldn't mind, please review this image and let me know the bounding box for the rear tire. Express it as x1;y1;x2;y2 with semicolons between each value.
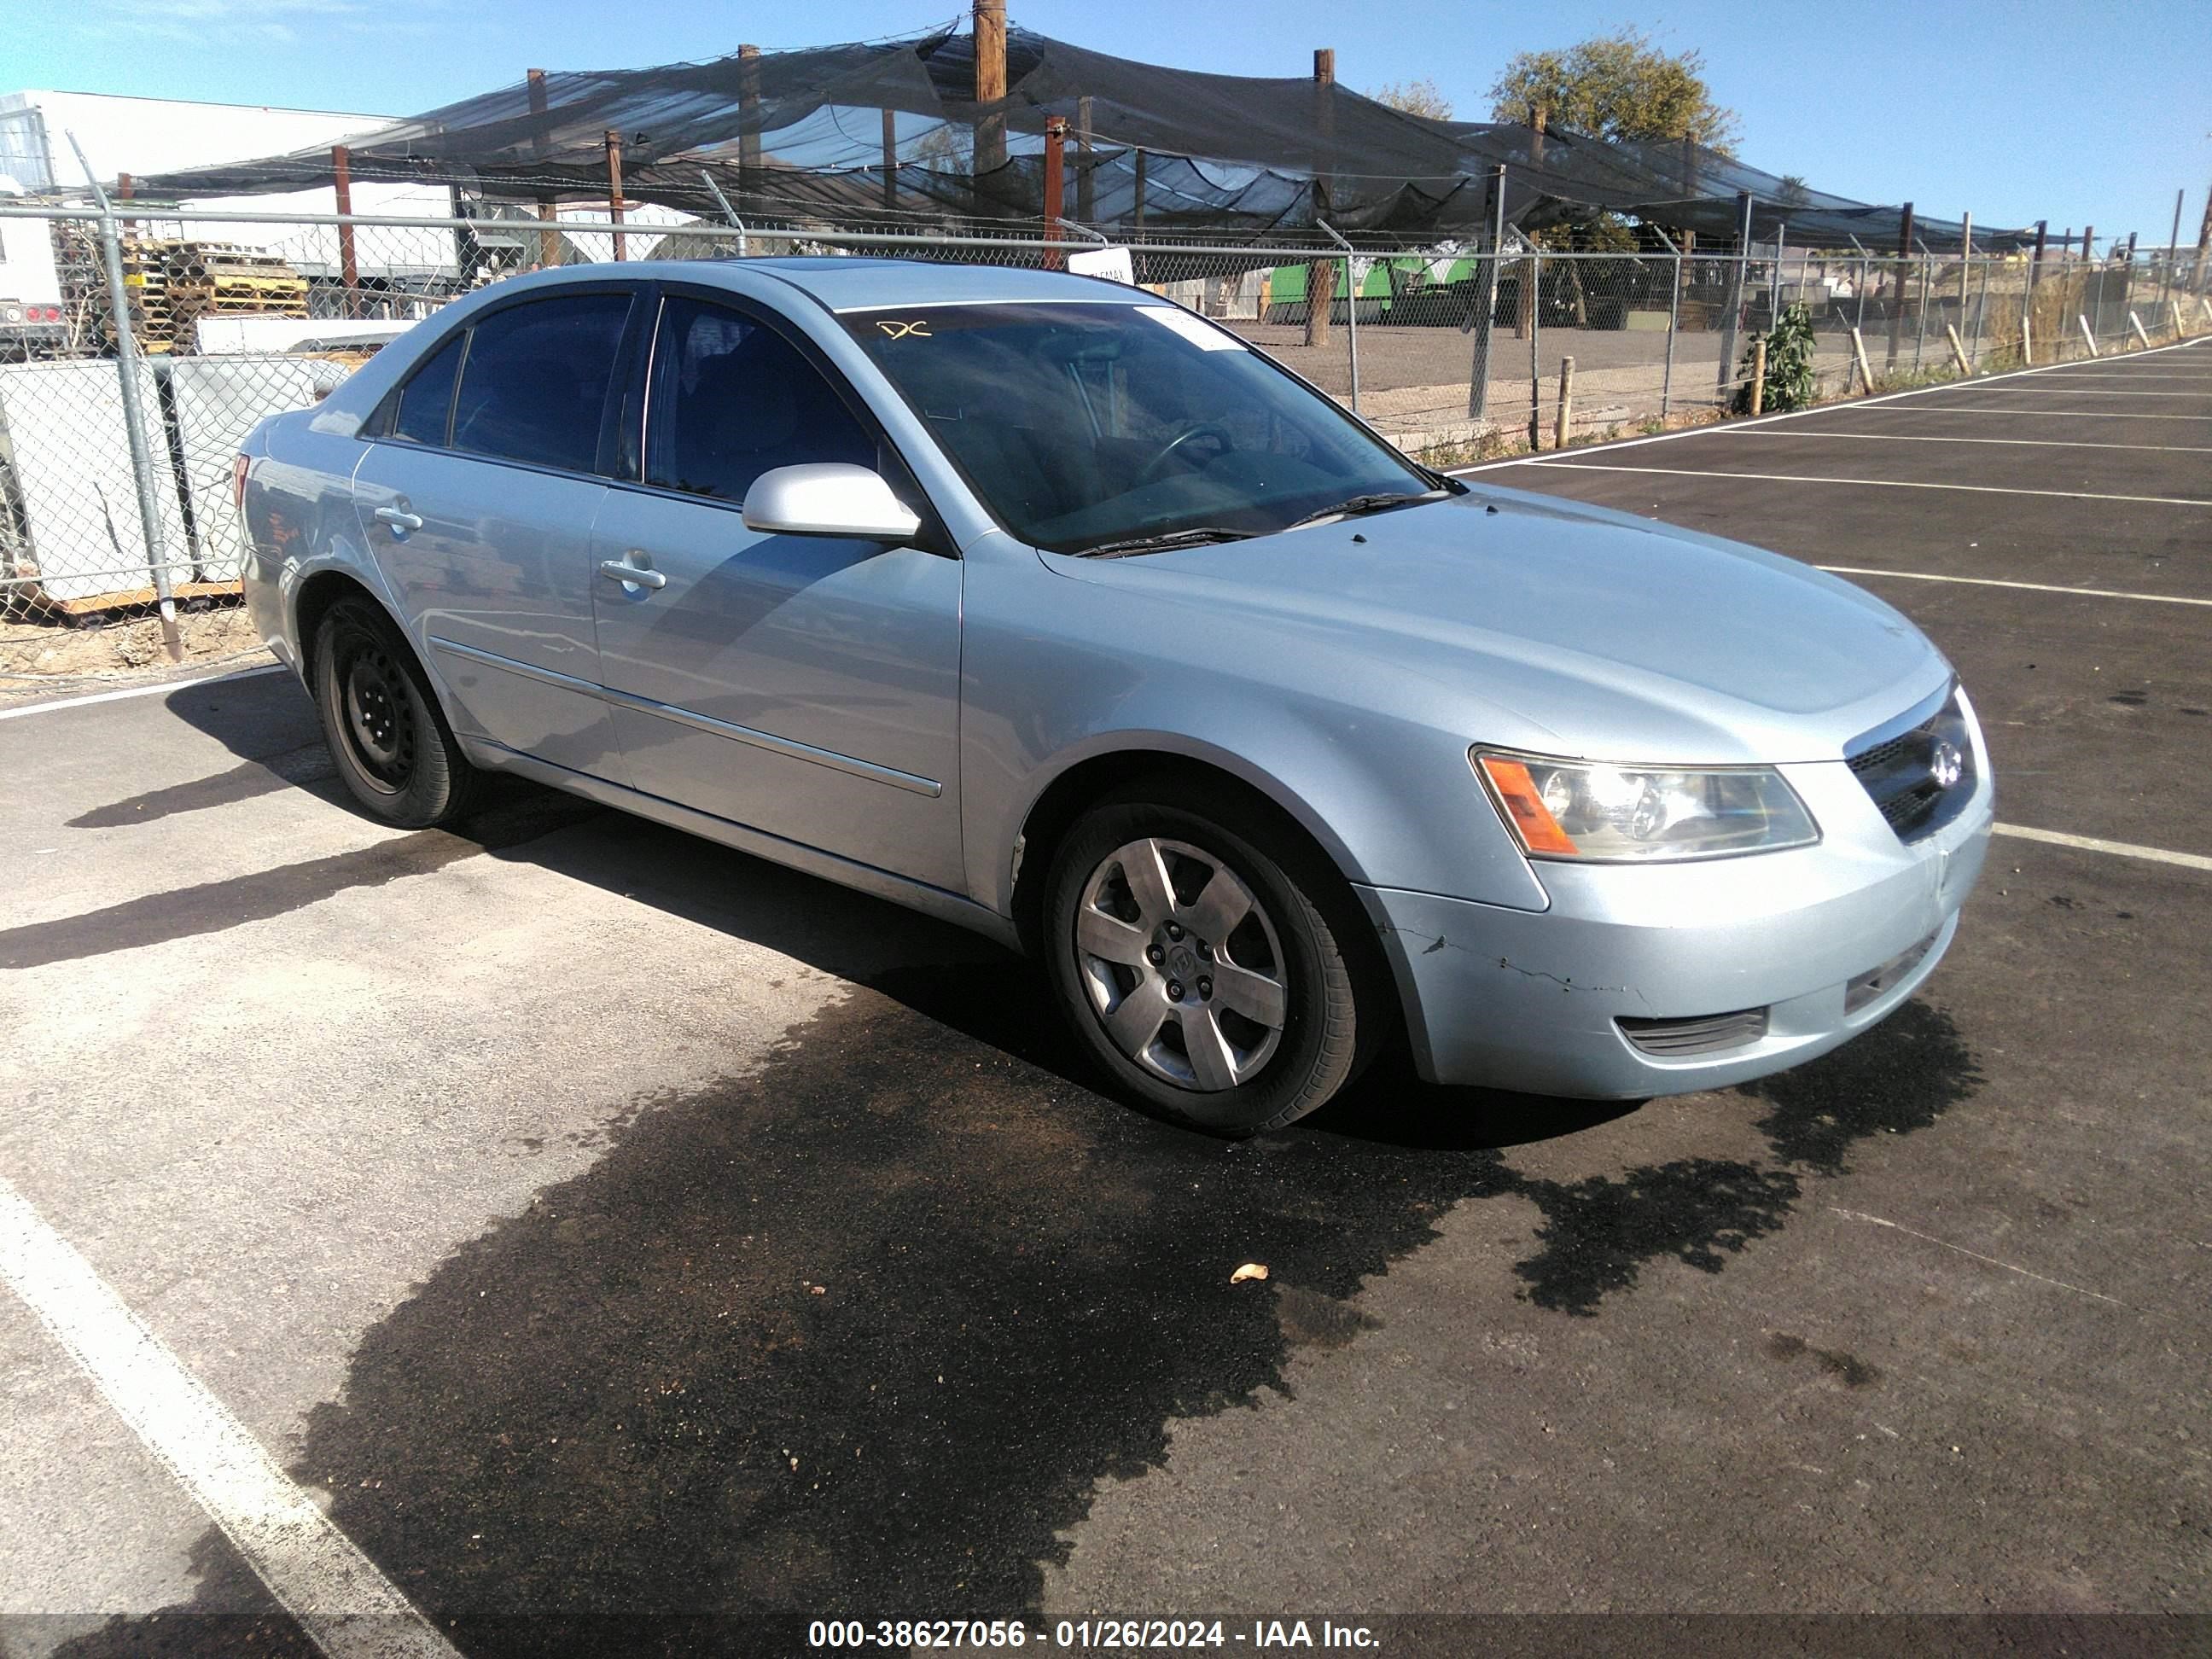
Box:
312;597;481;829
1042;777;1374;1135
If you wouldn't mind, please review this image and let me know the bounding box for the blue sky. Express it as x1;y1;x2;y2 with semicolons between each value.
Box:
14;0;2210;249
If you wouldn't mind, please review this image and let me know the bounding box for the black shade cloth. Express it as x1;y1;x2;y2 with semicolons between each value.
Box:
137;26;2033;252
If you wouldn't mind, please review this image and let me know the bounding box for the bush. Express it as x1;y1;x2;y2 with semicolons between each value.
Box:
1732;300;1817;415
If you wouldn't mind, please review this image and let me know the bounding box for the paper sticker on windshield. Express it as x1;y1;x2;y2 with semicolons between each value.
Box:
1138;306;1246;352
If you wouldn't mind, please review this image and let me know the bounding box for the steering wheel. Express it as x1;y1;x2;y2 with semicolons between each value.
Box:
1136;421;1237;485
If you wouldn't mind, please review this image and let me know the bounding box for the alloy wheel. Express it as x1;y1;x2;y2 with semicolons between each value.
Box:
1073;836;1289;1092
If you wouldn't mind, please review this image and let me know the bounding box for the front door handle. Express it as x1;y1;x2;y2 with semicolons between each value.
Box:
599;557;667;591
374;504;424;534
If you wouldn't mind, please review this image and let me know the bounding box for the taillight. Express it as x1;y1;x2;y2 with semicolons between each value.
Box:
233;453;251;511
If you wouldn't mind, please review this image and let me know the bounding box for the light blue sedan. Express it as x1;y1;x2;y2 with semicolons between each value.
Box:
239;260;1992;1134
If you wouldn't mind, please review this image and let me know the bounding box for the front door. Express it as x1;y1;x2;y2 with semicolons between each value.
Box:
354;288;637;782
588;292;964;892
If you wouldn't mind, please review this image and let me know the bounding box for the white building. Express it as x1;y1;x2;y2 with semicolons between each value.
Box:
0;88;533;289
0;89;399;203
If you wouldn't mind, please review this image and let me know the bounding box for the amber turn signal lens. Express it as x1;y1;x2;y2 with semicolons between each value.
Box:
1477;755;1580;855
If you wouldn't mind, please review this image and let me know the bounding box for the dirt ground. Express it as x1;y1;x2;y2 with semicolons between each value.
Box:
0;601;267;696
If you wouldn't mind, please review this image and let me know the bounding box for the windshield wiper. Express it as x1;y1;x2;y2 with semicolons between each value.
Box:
1284;490;1445;531
1074;527;1258;558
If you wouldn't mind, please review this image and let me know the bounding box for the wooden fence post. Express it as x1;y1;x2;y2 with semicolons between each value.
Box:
1075;96;1095;225
604;131;627;260
527;67;560;270
331;145;359;317
738;44;763;212
973;1;1007;180
1043;117;1066;270
1305;47;1336;349
1553;355;1575;446
1945;323;1970;374
1749;337;1766;416
1850;325;1873;392
2128;310;2151;348
2078;315;2098;357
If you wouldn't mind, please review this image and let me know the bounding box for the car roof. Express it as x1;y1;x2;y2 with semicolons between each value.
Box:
638;256;1155;314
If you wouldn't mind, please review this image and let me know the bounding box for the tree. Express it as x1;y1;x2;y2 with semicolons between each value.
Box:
1488;28;1738;154
1368;77;1453;121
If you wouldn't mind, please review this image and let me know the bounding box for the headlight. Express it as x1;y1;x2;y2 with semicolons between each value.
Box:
1474;749;1819;862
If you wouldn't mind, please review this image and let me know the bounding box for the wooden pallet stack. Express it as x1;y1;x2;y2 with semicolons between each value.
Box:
164;247;310;346
96;239;310;352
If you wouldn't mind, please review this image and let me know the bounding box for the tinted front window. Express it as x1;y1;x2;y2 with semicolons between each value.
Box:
390;334;463;446
450;293;632;473
646;296;876;502
843;301;1430;552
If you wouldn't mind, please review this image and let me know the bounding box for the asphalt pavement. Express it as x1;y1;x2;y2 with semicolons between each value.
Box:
0;338;2207;1658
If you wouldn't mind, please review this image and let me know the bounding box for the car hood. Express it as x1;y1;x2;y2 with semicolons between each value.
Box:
1044;484;1951;764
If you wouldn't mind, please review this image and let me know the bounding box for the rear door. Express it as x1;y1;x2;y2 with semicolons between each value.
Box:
353;287;637;781
587;288;965;891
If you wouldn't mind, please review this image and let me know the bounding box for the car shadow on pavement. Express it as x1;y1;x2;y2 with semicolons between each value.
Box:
49;709;1987;1654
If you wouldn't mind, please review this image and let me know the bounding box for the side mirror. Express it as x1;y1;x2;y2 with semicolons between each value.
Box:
741;463;923;544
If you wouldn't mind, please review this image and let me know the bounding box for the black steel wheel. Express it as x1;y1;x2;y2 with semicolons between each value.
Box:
312;597;481;828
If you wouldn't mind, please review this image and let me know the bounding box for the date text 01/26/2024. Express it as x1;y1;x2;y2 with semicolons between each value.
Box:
806;1620;1381;1649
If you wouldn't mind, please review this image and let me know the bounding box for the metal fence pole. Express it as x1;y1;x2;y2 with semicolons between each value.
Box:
1913;245;1931;373
1469;165;1505;422
1653;227;1682;420
1528;250;1543;448
1850;236;1869;341
1318;220;1359;414
1716;189;1753;393
67;133;181;661
1972;253;1989;365
1957;214;1973;371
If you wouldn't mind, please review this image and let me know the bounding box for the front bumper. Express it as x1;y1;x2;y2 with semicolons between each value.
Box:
1359;755;1993;1097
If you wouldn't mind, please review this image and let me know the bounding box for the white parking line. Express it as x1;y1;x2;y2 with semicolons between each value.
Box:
1517;461;2212;509
1447;334;2212;474
1994;824;2212;874
1846;407;2212;422
0;1176;463;1659
0;661;285;721
1816;568;2212;608
1721;431;2212;455
2030;372;2212;381
1916;387;2212;399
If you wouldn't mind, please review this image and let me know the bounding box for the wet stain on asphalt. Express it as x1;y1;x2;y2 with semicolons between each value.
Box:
1504;1157;1802;1317
1734;1000;1983;1179
66;744;336;829
1765;1330;1883;1389
2;784;597;970
49;824;1987;1652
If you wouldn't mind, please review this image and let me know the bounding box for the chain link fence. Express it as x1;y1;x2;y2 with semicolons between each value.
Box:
4;199;2209;675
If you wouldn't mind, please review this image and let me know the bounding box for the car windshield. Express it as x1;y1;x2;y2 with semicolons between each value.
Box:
841;300;1439;555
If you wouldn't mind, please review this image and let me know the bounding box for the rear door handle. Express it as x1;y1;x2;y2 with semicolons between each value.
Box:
599;557;667;591
374;505;423;533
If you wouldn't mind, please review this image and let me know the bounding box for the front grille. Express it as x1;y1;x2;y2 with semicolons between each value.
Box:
1617;1006;1770;1057
1845;930;1940;1014
1846;685;1976;843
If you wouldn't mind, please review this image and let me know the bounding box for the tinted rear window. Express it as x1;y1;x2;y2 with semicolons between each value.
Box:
450;293;632;474
390;334;463;446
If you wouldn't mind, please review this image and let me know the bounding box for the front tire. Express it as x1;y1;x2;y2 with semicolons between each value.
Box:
1043;779;1372;1135
312;597;481;829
